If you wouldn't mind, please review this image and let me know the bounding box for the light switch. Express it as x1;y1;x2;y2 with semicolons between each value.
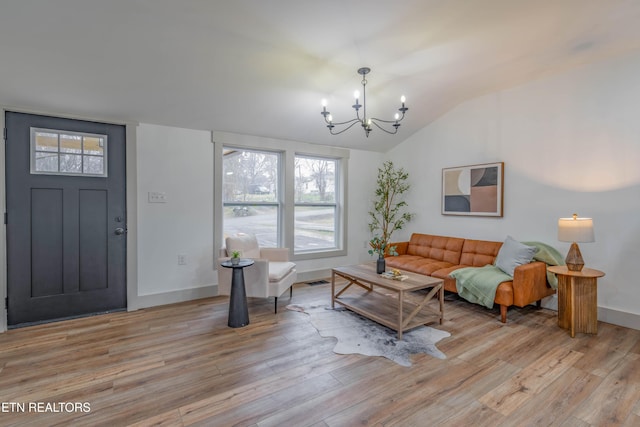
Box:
148;191;167;203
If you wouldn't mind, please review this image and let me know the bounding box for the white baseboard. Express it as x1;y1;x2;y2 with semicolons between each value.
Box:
597;306;640;331
541;294;639;331
125;268;333;313
128;285;218;311
296;269;333;284
540;294;558;311
126;268;332;312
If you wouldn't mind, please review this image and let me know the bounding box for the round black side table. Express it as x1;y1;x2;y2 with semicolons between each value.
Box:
220;259;255;328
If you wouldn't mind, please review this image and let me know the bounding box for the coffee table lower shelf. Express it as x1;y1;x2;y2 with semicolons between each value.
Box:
334;291;441;337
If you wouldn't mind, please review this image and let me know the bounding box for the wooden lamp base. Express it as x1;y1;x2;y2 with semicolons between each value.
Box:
565;242;584;272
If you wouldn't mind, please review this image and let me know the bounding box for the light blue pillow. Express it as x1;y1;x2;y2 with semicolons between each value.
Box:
495;236;538;277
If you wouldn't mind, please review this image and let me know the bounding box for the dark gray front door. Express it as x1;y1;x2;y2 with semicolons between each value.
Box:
5;112;126;326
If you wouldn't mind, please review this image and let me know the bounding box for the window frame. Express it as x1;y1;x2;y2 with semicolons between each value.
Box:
30;127;108;177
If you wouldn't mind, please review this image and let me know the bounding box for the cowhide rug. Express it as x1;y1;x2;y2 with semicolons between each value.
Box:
286;302;450;367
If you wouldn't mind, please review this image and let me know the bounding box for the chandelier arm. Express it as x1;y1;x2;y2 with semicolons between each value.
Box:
325;117;361;127
370;120;399;135
370;115;405;124
330;120;363;135
355;107;363;123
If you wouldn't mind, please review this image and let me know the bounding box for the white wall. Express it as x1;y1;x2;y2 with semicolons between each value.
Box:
131;123;215;309
388;51;640;329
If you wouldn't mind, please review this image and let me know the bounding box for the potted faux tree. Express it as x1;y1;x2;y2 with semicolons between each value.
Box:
368;161;414;273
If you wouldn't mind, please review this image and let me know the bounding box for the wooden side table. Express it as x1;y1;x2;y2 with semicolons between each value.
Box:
548;265;605;338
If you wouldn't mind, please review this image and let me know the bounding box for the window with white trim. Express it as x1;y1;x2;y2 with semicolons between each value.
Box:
215;133;348;260
31;127;107;177
294;155;338;253
222;148;280;247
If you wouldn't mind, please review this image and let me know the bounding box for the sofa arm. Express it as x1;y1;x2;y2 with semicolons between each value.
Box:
388;241;409;256
512;261;554;307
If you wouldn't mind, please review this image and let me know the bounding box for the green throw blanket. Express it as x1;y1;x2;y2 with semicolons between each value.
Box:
450;265;512;309
450;241;566;309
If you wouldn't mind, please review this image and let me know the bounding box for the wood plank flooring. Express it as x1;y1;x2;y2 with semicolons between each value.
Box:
0;281;639;426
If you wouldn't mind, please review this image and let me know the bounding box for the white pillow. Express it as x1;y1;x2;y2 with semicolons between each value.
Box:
226;234;261;258
495;236;538;276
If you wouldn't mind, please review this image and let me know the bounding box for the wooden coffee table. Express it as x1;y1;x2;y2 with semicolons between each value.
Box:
331;263;444;340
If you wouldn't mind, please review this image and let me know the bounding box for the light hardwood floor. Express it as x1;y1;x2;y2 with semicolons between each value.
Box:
0;281;639;426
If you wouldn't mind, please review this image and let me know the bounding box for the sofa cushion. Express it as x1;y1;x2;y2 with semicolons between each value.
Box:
406;234;464;264
226;234;261;258
431;266;465;292
385;255;456;276
268;261;296;282
459;239;502;267
495;236;538;276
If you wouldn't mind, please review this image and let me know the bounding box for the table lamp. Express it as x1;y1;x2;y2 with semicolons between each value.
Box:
557;213;595;272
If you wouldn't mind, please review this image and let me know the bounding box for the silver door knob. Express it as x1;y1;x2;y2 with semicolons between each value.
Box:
114;227;125;235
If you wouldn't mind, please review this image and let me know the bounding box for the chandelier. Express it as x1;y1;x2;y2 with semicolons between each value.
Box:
321;67;408;137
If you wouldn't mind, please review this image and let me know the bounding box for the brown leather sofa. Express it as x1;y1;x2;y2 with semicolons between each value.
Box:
385;233;555;323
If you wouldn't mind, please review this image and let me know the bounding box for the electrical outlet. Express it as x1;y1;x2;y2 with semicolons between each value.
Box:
177;254;187;265
148;191;167;203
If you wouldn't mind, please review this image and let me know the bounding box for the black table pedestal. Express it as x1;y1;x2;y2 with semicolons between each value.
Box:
220;259;254;328
229;266;249;327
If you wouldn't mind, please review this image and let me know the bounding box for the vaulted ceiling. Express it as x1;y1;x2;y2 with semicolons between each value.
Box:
2;0;640;152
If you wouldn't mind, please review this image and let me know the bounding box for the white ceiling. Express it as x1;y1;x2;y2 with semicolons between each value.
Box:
2;0;640;152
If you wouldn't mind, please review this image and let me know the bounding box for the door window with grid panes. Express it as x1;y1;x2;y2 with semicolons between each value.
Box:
31;128;107;177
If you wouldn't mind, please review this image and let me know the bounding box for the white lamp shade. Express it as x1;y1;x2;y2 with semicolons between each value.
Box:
558;217;595;243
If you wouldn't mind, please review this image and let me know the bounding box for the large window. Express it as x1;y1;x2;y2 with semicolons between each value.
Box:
216;133;348;259
294;155;338;252
222;148;280;247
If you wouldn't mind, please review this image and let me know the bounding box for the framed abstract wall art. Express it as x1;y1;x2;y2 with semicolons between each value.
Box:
442;162;504;217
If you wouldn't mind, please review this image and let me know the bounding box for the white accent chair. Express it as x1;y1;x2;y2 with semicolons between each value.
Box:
218;234;297;313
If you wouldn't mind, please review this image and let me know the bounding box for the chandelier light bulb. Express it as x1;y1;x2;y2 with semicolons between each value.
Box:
321;99;328;107
328;114;333;122
400;95;406;103
394;113;400;121
353;90;360;100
